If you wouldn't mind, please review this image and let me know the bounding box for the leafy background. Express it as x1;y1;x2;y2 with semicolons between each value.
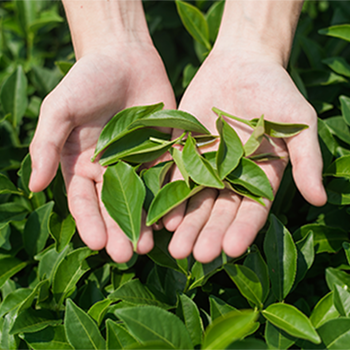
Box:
0;0;350;349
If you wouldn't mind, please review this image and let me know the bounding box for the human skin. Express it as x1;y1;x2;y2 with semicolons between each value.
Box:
29;0;327;264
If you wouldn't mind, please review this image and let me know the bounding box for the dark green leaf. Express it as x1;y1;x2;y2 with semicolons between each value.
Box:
0;65;28;128
224;264;263;308
24;201;54;257
326;267;350;291
93;103;164;159
324;155;350;178
109;279;171;309
226;338;268;349
0;288;32;318
216;116;244;179
183;134;224;188
0;257;28;288
146;180;203;226
28;10;64;33
131;109;210;134
300;69;347;86
115;305;194;349
20;325;73;350
265;321;296;350
319;24;350;42
244;115;265;156
310;292;339;329
0;174;20;195
18;153;32;196
30;66;61;97
324;116;350;146
175;0;211;50
49;213;76;253
10;308;61;335
206;0;224;43
106;319;139;350
65;299;106;350
202;309;259;350
263;215;297;301
343;242;350;265
224;181;265;205
227;158;273;201
326;178;350;205
102;162;145;249
0;223;11;250
316;318;350;349
262;303;321;343
340;95;350;126
17;280;50;314
209;295;237;321
318;118;336;171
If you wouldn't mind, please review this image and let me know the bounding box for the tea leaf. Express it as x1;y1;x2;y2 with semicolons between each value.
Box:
216;116;244;179
322;57;350;78
326;267;350;291
333;284;350;317
93;103;164;159
324;155;350;178
65;299;106;350
209;295;238;321
264;215;297;301
206;0;225;43
326;178;350;205
226;338;268;349
175;0;211;50
324;116;350;146
316;318;350;349
310;292;339;329
250;119;308;138
340;95;350;126
343;242;350;265
0;223;11;250
0;257;28;288
0;174;21;195
102;162;145;249
265;321;296;350
170;148;190;186
87;299;112;326
262;303;321;343
146;181;203;226
0;288;33;318
202;309;259;350
318;118;336;171
106;319;139;350
224;181;265;205
244;115;265;156
226;158;273;201
183;134;224;189
319;24;350;42
17;280;49;315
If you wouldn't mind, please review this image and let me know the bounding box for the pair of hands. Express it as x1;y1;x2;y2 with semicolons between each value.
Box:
29;42;327;264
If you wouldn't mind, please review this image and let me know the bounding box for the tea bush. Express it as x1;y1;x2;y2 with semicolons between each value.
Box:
0;1;350;349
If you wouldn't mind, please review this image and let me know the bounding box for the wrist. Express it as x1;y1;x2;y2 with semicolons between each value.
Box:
214;0;303;67
62;0;152;59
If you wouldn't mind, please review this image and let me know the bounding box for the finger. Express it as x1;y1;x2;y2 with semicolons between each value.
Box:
285;112;327;207
29;94;73;192
223;197;271;258
193;189;241;263
66;175;107;251
168;188;217;260
136;211;154;255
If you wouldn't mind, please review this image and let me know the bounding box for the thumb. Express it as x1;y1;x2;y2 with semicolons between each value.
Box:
285;115;327;207
29;94;73;192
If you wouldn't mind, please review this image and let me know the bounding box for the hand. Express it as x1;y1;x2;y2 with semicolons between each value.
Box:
162;49;327;263
29;44;176;262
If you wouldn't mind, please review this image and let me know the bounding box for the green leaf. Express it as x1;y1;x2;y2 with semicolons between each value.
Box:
315;318;350;349
52;247;96;305
183;134;224;189
324;116;350;146
224;264;263;308
170;148;190;187
224;181;265;205
175;0;211;50
206;0;224;43
202;309;259;350
24;201;54;257
226;158;274;201
65;299;106;350
0;174;20;195
262;303;321;344
106;319;139;350
244;245;270;302
147;229;187;275
55;61;73;76
18;153;32;196
244;115;265;156
333;284;350;317
265;321;296;350
0;288;32;318
326;267;350;291
324;155;350;178
125;341;175;349
293;224;349;253
20;325;73;350
182;63;198;89
340;95;350;127
216;116;244;179
28;10;64;33
300;69;348;86
10;308;61;335
0;257;28;288
87;299;112;326
102;162;145;249
226;338;268;349
30;66;61;97
322;57;350;78
263;215;297;301
16;0;36;34
326;178;350;205
310;292;339;329
109;279;171;309
0;65;28;128
294;231;315;286
177;294;202;348
99;128;171;166
318;118;336;171
93;103;164;159
131;109;210;134
250;118;309;138
146;181;203;226
0;223;11;250
0;312;20;350
49;213;76;253
319;24;350;42
343;242;350;265
114;305;194;349
209;295;237;321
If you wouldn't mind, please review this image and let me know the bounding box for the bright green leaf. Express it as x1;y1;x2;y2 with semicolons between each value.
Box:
265;320;296;350
244;115;265;156
49;213;76;253
310;292;339;329
319;24;350;42
209;295;237;321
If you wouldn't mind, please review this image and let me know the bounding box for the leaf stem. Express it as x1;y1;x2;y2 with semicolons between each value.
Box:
212;107;254;128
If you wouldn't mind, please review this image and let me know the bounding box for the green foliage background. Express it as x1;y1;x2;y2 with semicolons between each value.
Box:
0;0;350;349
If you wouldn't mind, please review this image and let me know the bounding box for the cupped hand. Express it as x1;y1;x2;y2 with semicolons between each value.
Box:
163;49;327;263
29;44;176;262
